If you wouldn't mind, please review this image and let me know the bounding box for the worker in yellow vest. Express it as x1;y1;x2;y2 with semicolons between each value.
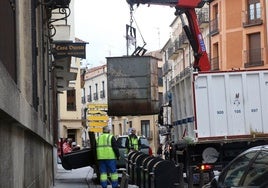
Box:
126;128;141;153
96;126;120;188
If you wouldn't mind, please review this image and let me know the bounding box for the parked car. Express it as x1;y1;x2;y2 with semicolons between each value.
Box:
203;145;268;188
116;135;152;168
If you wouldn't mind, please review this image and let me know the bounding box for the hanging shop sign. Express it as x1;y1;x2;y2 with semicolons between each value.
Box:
52;42;87;59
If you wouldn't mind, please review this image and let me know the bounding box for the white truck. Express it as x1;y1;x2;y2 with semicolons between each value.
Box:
169;68;268;184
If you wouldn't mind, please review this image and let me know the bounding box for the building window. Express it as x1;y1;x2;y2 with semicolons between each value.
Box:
244;33;263;67
102;81;105;90
141;120;150;138
119;123;122;135
100;81;105;98
210;3;219;35
0;1;16;82
158;67;163;86
88;86;92;102
89;86;92;98
129;121;132;129
249;0;261;20
211;43;219;70
67;129;76;142
67;89;76;111
87;94;92;102
82;88;86;104
94;83;98;100
244;0;262;26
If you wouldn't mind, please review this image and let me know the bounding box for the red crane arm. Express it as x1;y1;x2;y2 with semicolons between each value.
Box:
180;8;210;71
127;0;209;8
127;0;211;71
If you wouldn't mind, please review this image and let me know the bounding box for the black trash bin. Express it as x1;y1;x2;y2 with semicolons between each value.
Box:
127;150;137;174
141;156;155;188
134;153;149;186
150;160;179;188
127;151;142;184
144;157;163;188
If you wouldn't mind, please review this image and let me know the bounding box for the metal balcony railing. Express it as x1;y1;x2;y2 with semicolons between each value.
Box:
67;104;76;111
87;94;92;102
210;18;219;35
178;32;188;48
168;46;176;60
244;48;264;68
93;92;98;100
211;56;219;71
81;96;86;104
162;62;172;75
100;90;105;98
198;8;209;27
243;7;263;27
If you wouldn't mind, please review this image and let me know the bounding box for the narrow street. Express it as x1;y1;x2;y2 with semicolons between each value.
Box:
53;164;139;188
53;164;95;188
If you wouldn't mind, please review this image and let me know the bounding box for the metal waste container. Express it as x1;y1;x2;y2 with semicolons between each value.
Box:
144;157;163;188
127;151;143;184
150;160;179;188
134;152;149;186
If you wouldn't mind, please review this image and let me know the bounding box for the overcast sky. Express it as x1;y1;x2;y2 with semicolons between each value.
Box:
74;0;176;67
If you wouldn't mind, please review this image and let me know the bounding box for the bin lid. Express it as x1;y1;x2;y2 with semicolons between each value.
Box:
130;151;143;162
147;157;163;171
142;156;155;169
135;153;149;167
152;160;178;187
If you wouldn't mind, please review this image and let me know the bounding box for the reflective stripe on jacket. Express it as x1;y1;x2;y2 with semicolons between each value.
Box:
96;133;116;160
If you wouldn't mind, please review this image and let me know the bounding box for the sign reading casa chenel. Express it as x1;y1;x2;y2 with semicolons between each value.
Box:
52;42;87;59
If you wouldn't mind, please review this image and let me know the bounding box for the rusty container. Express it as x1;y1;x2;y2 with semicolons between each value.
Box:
107;56;159;116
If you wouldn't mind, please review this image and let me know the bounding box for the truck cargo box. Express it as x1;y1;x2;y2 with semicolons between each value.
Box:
107;56;159;116
171;69;268;142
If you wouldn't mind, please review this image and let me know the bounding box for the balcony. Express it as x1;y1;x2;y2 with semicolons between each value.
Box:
243;7;263;27
178;32;188;48
244;48;264;68
197;8;209;28
210;18;219;36
67;103;76;111
170;66;192;86
81;96;86;104
162;62;172;75
168;35;187;60
211;56;219;71
93;92;98;100
168;46;176;60
87;94;92;102
100;90;105;98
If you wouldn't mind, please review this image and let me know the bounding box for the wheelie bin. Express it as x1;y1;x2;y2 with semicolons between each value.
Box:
150;160;179;188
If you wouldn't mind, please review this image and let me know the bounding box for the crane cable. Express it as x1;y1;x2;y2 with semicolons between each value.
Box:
129;5;147;48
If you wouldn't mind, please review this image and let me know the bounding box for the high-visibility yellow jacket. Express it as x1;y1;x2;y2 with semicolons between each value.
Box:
96;133;117;160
